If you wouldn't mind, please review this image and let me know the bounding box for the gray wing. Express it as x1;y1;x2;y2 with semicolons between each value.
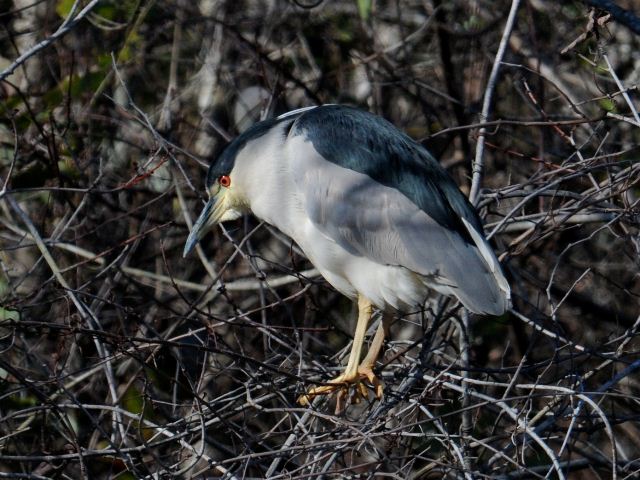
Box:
289;138;509;315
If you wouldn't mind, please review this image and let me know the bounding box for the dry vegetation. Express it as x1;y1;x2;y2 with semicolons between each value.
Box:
1;0;639;478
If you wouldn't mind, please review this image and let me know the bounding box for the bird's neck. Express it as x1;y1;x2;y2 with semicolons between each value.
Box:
234;124;301;238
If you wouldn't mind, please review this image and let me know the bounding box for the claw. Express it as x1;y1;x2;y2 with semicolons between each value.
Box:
335;387;348;413
358;364;384;399
297;368;384;412
357;381;369;399
297;373;354;408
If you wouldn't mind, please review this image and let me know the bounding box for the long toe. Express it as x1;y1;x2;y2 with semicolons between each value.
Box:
334;387;348;414
297;374;349;406
357;365;384;399
297;384;336;406
298;371;363;409
298;368;384;408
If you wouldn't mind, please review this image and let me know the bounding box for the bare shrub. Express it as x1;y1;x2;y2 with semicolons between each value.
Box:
1;1;639;478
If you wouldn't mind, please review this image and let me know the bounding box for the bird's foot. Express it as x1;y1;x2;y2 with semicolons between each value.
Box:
357;363;384;399
298;367;383;413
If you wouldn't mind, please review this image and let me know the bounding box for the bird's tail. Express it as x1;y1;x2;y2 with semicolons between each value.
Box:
460;217;511;315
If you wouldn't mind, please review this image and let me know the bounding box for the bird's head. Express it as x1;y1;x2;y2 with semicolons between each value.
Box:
183;116;287;257
182;167;248;257
182;130;262;258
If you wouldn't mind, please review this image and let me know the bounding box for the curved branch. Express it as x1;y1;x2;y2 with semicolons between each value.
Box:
0;0;100;82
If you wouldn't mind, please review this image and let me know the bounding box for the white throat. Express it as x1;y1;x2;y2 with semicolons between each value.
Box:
231;121;301;238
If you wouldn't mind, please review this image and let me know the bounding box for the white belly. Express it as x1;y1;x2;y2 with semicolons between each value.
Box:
294;219;431;312
242;142;434;312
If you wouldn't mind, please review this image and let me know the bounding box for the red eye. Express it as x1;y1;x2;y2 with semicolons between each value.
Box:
219;175;231;188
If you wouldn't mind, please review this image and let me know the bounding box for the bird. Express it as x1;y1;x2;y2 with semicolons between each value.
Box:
183;104;510;409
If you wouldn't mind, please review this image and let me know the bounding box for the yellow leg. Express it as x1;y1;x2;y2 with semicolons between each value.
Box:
341;295;374;380
356;313;391;399
298;295;373;408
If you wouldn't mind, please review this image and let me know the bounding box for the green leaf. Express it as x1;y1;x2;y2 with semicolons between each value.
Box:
123;385;144;415
95;5;117;20
599;98;616;112
357;0;371;21
463;15;483;30
58;156;81;180
0;308;19;321
56;0;75;18
118;31;141;63
114;473;137;480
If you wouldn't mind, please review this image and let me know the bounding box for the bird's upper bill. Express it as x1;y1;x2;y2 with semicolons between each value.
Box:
183;193;232;257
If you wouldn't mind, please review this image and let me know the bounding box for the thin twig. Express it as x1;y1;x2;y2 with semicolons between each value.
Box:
469;0;521;204
0;0;100;82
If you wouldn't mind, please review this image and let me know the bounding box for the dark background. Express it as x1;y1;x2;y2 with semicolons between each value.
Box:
0;0;639;478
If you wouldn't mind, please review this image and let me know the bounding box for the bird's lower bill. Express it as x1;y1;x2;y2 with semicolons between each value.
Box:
183;195;227;257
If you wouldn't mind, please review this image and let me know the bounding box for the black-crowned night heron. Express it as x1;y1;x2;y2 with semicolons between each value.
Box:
184;105;510;408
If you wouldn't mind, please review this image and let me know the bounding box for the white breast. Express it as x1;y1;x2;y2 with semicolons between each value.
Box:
235;120;435;312
294;219;431;311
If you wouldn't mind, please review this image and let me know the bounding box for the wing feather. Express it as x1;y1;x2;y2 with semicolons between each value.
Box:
288;131;510;315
